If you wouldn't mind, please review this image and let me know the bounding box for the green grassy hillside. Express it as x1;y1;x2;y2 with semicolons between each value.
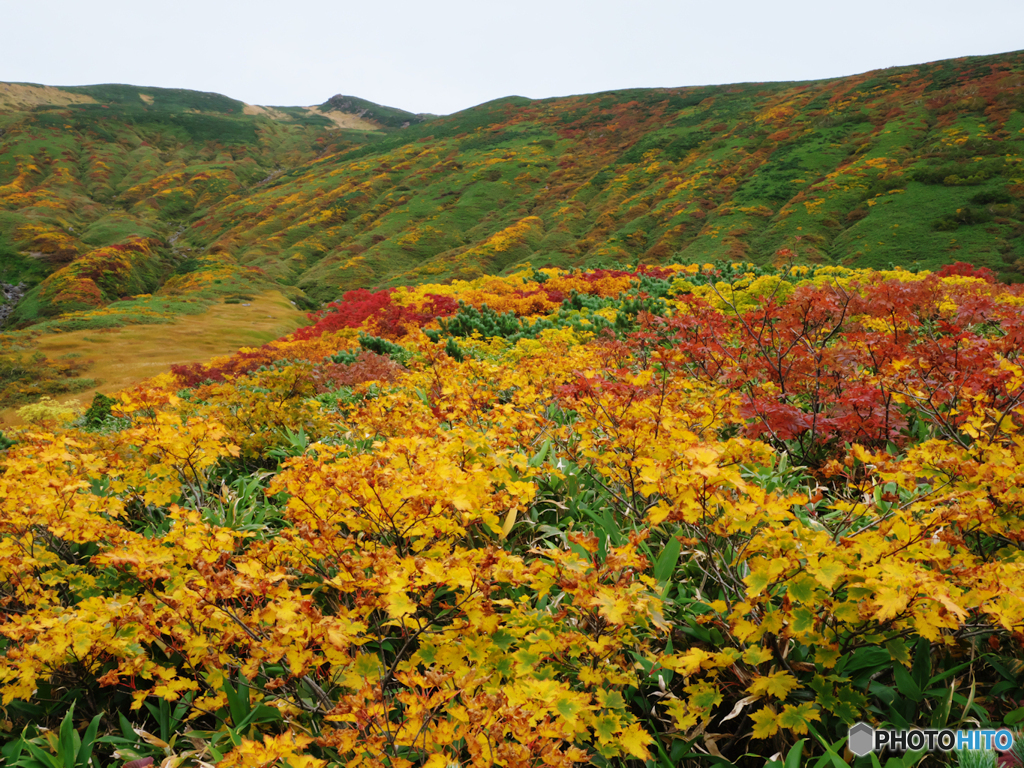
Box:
2;51;1023;326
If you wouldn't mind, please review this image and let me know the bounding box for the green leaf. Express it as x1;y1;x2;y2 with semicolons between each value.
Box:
76;714;102;768
1005;706;1024;725
911;637;931;690
23;740;62;768
1;736;25;765
784;739;806;768
809;675;838;713
806;723;848;768
222;672;251;728
491;629;515;652
418;641;437;663
893;662;922;702
654;535;681;585
513;648;540;668
597;688;626;711
885;638;910;665
57;704;78;768
791;606;816;634
529;438;551;467
118;712;135;740
593;714;619;742
841;645;890;675
833;685;868;723
787;573;816;602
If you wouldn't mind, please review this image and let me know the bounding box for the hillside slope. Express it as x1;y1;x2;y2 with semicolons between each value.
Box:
2;51;1023;325
0;84;419;324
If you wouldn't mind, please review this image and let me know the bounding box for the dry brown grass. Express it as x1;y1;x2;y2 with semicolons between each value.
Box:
0;290;308;427
0;83;96;109
241;103;381;131
308;107;380;131
242;103;293;120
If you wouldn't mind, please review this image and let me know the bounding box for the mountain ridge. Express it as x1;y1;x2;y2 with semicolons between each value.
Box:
1;48;1023;331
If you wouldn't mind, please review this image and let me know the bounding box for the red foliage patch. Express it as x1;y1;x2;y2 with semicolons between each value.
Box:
170;347;284;388
310;351;405;392
291;289;395;341
292;290;460;341
936;261;996;283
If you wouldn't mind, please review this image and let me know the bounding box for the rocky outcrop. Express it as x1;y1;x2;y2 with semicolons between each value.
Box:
0;283;26;326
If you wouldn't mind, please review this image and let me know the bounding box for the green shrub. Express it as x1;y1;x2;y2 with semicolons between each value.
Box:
83;392;117;428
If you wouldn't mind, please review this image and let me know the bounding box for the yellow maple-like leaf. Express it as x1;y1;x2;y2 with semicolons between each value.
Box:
778;702;821;735
661;699;698;731
747;670;800;700
742;645;774;666
874;586;910;621
814;645;841;668
617;722;653;760
810;559;844;590
421;753;455;768
647;500;671;525
591;587;630;625
750;706;779;739
385;589;418;619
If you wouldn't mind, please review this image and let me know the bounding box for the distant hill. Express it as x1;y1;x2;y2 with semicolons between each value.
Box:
1;50;1023;326
320;94;434;129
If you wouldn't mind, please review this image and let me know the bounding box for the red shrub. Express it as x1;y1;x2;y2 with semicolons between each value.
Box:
310;351;405;391
291;289;394;340
936;261;996;283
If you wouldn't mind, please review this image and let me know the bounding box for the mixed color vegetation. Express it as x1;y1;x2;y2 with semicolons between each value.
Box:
2;49;1024;335
1;260;1024;767
2;48;1024;767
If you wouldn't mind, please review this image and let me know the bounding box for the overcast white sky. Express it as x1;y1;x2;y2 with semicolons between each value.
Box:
3;0;1023;115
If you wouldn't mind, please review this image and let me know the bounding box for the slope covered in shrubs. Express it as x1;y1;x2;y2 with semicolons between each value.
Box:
3;49;1024;336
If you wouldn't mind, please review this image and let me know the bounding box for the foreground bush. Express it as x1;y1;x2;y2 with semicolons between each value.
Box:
1;261;1023;767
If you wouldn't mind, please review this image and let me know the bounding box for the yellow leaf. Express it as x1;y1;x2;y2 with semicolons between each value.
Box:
742;646;774;666
385;589;417;619
618;722;653;760
591;588;630;625
778;702;821;735
750;706;779;739
422;754;454;768
648;501;671;525
810;560;844;590
500;507;518;540
814;646;841;668
747;670;800;700
874;587;910;621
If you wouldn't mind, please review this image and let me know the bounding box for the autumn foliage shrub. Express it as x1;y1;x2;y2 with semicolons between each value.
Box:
936;259;997;282
310;350;404;392
171;348;300;388
3;261;1024;768
292;289;461;341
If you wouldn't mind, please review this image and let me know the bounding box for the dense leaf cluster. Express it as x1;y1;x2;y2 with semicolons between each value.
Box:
2;261;1024;768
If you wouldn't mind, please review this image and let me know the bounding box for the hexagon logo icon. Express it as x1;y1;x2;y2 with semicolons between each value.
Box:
848;722;875;757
